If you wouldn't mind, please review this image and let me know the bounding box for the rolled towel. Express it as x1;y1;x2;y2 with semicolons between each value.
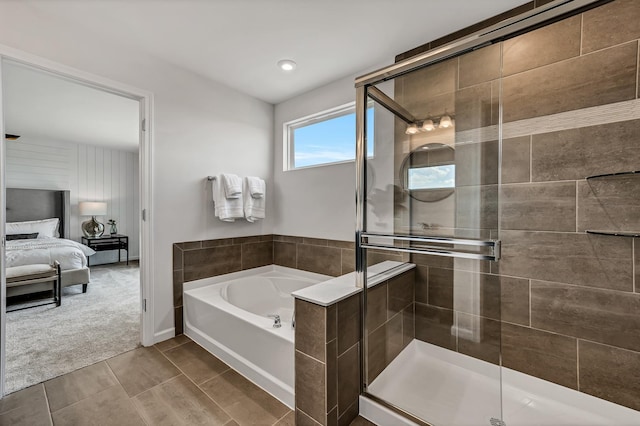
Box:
221;173;242;199
212;176;243;222
246;176;265;199
243;177;266;222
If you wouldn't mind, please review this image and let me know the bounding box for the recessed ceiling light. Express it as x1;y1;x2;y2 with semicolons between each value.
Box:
277;59;297;72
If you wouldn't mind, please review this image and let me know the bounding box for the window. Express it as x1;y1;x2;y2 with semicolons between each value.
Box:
285;103;374;170
408;164;456;190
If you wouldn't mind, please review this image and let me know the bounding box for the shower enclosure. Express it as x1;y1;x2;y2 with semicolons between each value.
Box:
355;0;640;425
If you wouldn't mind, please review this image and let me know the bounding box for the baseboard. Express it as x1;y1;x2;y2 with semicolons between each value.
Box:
154;327;175;344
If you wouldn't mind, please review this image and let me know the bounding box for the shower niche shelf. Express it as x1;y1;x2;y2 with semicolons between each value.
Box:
586;170;640;180
585;230;640;238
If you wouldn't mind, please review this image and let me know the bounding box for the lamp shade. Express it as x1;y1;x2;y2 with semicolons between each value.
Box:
79;201;107;216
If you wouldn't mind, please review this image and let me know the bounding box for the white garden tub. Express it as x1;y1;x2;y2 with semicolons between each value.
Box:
183;265;331;408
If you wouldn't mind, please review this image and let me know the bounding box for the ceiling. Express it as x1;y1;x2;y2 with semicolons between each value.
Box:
23;0;529;105
3;0;528;151
3;61;140;151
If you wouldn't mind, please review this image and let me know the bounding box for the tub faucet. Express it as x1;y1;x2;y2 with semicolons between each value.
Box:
268;314;281;328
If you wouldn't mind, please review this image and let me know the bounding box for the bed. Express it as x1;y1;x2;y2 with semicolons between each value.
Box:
5;188;93;296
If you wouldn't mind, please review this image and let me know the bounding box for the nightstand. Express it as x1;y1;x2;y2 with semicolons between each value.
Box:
81;234;129;266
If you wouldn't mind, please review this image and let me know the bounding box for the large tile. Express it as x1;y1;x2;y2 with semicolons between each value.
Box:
582;0;640;53
532;119;640;182
579;340;640;412
398;58;457;117
183;245;242;282
414;265;428;304
296;409;323;426
295;299;326;362
452;271;501;321
385;313;403;364
201;369;289;426
577;177;640;232
164;341;229;384
366;282;387;332
326;339;337;414
531;281;640;352
457;313;500;365
294;351;326;425
107;346;180;397
133;375;230;425
155;334;191;352
173;244;183;270
498;230;633;291
455;185;498;230
454;83;494;132
402;304;415;348
503;15;581;76
52;385;145;426
459;43;501;88
241;241;273;269
0;384;51;426
503;42;638;123
501;277;530;326
341;249;355;275
349;416;376;426
415;303;456;351
501;323;577;389
337;343;360;418
44;361;118;412
175;306;184;335
500;182;576;231
387;270;414;316
427;267;454;310
337;294;361;355
274;241;296;268
274;411;295;426
367;324;386;383
455;140;499;187
501;136;530;184
297;244;342;277
173;269;184;307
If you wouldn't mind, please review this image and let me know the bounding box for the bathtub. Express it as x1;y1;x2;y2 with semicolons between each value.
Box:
183;265;331;408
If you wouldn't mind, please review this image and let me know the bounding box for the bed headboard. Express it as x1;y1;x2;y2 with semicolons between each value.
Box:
6;188;71;239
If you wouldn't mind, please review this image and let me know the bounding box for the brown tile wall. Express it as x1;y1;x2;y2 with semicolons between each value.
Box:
173;234;358;335
295;294;361;426
365;269;415;383
393;0;640;412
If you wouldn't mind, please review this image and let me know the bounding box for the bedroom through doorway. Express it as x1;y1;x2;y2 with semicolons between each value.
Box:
1;59;144;394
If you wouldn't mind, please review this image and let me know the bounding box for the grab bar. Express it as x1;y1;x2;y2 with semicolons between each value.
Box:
360;233;501;261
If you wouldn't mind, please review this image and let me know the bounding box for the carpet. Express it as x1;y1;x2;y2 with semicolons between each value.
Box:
5;263;140;394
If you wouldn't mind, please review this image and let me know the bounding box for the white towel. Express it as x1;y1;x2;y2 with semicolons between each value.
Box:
245;176;265;199
212;176;243;222
243;177;265;222
221;173;242;199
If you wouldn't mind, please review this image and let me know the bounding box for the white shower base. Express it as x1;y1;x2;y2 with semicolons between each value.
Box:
365;340;640;426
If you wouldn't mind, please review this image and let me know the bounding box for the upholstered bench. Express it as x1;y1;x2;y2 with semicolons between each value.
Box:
6;261;61;312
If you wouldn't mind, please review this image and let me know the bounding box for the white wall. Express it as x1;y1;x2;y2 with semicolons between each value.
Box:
5;136;140;264
273;69;394;242
0;3;274;339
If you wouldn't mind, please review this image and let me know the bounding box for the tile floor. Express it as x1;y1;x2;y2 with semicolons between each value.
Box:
0;335;376;426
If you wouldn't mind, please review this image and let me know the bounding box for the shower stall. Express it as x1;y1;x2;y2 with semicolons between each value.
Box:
355;0;640;424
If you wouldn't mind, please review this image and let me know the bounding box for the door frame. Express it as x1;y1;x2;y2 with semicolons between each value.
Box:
0;43;155;397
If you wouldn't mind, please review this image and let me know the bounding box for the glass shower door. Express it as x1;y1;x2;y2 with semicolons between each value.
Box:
358;51;503;426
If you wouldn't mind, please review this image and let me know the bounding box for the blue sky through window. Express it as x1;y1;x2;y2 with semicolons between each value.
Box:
408;164;456;190
293;108;374;168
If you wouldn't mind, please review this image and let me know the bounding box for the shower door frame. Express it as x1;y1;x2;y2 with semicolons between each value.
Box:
354;0;607;424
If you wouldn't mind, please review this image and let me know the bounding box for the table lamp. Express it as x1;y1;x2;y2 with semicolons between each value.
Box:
79;201;107;237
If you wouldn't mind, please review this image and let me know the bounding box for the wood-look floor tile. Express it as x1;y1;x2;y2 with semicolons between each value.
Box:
132;375;230;425
154;334;192;352
0;384;51;426
44;361;118;412
163;341;230;384
107;346;180;397
51;385;145;426
201;369;289;426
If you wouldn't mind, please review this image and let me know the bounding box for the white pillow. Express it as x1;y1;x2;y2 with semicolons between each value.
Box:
7;218;60;239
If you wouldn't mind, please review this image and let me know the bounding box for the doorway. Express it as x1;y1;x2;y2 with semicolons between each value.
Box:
0;55;153;397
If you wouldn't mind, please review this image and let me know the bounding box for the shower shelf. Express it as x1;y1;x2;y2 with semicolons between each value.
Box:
585;170;640;180
585;230;640;238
